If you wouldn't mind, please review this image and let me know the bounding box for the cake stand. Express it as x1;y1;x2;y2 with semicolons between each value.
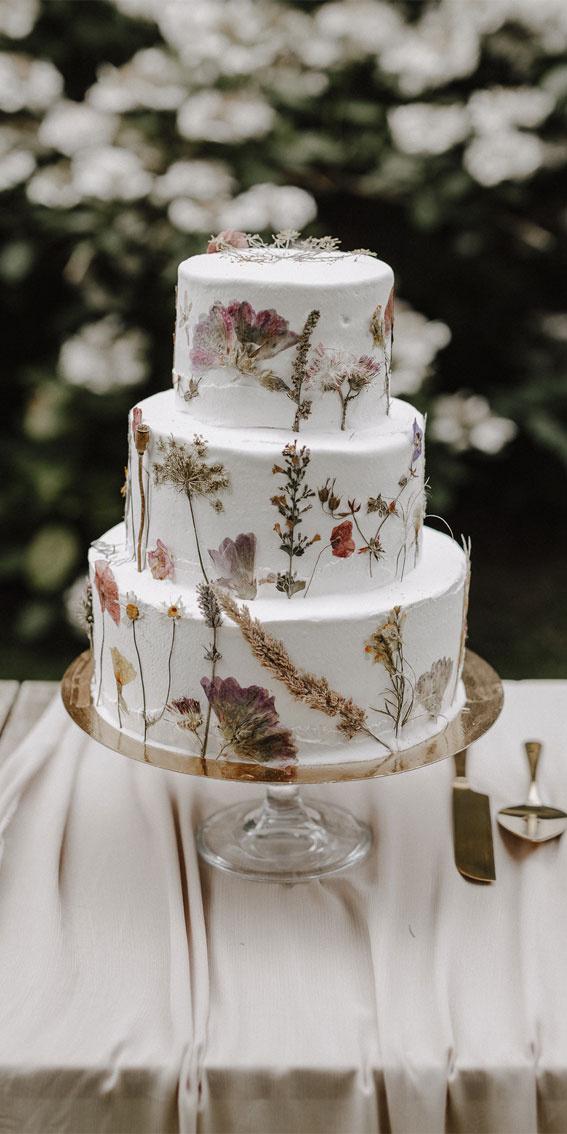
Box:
62;649;502;882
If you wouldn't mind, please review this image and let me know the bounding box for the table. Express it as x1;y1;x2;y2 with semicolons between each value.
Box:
0;678;566;1134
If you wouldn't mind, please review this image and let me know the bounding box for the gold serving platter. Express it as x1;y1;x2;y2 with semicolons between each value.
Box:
61;649;503;785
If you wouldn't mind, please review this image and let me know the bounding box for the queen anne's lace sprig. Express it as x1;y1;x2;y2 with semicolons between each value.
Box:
211;230;377;263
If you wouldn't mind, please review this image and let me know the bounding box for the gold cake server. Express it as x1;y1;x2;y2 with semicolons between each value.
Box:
497;741;567;844
452;748;495;882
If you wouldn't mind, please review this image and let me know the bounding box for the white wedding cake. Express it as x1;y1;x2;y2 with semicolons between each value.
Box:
87;233;470;772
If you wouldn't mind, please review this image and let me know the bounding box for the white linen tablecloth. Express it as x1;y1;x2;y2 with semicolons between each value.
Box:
0;680;566;1134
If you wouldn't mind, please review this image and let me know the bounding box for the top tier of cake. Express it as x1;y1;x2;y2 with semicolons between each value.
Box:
173;248;394;433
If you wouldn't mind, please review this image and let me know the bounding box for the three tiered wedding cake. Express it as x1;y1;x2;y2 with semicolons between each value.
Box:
87;234;470;771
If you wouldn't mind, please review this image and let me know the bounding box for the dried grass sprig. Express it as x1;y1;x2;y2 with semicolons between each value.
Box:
290;309;320;431
217;589;368;741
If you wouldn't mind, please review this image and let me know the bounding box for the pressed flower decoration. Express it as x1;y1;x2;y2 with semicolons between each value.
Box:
218;590;388;751
271;441;320;597
190;300;299;383
167;696;203;738
152;434;230;583
416;657;453;718
134;418;151;573
147;538;175;581
304;518;355;596
316;417;425;581
307;344;381;431
123;590;148;741
94;558;120;706
196;581;223;763
207;230;249;254
209;532;257;599
369;287;394;413
200;675;297;766
110;647;137;728
365;606;415;737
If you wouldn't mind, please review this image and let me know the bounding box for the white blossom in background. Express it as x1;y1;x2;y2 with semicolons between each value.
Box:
467;87;554;134
177;90;275;143
379;2;480;96
70;146;153;201
541;313;567;341
152;160;234;204
387;103;469;156
216;183;317;232
0;55;63;114
0;0;38;39
87;49;187;113
429;393;517;454
464;130;545;187
0;127;36;192
314;1;402;58
0;149;35;192
391;304;451;396
167;199;216;234
38;101;119;156
59;317;149;394
156;0;285;77
26;163;81;209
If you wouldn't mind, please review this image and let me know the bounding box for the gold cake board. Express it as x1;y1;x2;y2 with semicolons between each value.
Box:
61;649;503;785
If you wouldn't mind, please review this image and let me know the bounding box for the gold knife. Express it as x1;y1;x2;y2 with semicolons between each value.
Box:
452;748;495;882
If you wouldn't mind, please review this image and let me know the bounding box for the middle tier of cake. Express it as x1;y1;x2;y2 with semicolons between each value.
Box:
125;391;425;598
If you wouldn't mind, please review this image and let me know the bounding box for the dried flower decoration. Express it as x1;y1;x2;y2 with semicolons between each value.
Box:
190;300;299;387
133;419;151;574
200;675;297;765
369;287;394;412
217;590;388;749
82;581;94;654
209;532;257;600
308;345;381;431
147;538;174;581
416;657;453;718
271;441;320;598
125;599;140;622
365;606;415;737
196;581;223;761
330;520;355;558
110;647;136;727
131;406;142;437
167;696;203;737
153;434;230;583
207;230;249;254
411;418;423;465
94;560;120;626
163;597;186;621
211;231;377;263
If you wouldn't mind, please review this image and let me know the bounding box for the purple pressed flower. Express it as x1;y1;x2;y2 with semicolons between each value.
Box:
190;300;298;374
411;419;423;464
200;675;297;764
208;532;257;599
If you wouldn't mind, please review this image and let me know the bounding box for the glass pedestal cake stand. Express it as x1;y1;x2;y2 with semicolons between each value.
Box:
61;650;502;883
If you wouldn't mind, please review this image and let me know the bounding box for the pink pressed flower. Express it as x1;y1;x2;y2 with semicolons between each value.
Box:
131;406;142;437
207;230;249;254
94;560;120;625
147;539;174;581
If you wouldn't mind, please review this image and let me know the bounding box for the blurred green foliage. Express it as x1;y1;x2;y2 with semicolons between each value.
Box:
1;0;566;679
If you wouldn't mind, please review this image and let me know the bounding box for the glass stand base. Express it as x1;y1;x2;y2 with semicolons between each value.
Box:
196;785;372;883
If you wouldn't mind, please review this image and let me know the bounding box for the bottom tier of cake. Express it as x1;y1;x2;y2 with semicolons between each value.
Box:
88;525;469;768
